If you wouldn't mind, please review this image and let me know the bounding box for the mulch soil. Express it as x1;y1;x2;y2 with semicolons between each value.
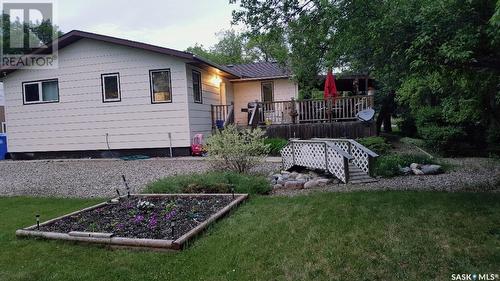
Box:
39;195;235;240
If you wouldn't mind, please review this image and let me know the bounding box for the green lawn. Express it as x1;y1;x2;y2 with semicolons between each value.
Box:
1;192;499;280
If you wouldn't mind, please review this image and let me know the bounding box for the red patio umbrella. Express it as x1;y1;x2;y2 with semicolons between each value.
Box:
324;69;337;101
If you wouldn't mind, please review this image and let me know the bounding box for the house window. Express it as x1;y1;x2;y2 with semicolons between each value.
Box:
192;70;202;103
261;81;274;102
101;73;121;102
150;69;172;103
22;79;59;104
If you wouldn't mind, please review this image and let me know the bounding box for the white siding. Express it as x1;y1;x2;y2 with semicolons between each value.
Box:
185;65;223;139
3;38;191;153
0;83;4;106
233;79;298;124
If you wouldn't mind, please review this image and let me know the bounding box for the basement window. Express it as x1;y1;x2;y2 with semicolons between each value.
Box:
101;73;121;102
192;70;202;103
23;79;59;104
150;69;172;103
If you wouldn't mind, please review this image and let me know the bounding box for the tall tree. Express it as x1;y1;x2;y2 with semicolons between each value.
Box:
186;29;287;65
1;13;63;54
231;0;500;151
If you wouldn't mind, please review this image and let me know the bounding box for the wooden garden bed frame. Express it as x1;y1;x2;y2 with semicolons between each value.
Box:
16;193;248;251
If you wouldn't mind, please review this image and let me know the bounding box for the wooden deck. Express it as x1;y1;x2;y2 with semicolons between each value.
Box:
264;121;376;139
211;95;376;139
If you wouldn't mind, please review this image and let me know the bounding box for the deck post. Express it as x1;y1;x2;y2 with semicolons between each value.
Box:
368;156;375;177
327;98;333;123
344;157;349;183
211;104;215;131
289;98;298;124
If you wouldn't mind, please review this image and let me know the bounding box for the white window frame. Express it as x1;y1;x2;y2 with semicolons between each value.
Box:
0;122;5;133
22;79;59;105
101;73;121;103
192;70;202;103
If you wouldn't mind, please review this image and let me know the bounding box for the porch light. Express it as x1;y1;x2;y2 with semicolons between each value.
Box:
211;75;222;85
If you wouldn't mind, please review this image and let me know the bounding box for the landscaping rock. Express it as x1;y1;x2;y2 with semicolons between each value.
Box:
273;184;283;190
412;168;425;175
400;167;412;175
410;163;421;170
421;165;442;175
284;180;304;190
316;178;331;186
304;180;317;189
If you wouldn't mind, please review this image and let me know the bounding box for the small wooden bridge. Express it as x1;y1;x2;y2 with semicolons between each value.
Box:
280;139;379;184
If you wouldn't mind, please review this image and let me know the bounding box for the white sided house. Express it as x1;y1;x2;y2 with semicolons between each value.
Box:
1;30;298;159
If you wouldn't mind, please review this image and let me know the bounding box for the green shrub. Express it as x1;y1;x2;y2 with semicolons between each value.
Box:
264;138;288;156
357;136;391;155
415;106;444;128
182;183;233;194
418;125;465;152
374;153;435;177
144;171;271;195
207;125;270;173
397;113;418;137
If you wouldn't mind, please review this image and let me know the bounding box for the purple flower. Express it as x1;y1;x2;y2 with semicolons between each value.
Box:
133;214;144;223
116;223;125;230
164;210;176;221
148;214;158;229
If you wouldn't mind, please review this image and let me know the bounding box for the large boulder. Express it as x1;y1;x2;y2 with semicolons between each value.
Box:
304;180;318;189
316;178;331;186
420;164;443;175
284;180;304;190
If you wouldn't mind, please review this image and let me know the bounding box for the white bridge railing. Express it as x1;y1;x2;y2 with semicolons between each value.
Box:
312;138;378;175
280;139;378;183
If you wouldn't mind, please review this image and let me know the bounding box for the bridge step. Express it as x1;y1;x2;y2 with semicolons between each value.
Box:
348;164;377;184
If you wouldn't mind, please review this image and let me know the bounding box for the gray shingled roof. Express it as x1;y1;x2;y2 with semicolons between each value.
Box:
226;62;291;79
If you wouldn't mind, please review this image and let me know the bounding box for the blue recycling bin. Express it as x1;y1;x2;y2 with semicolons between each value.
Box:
0;134;7;160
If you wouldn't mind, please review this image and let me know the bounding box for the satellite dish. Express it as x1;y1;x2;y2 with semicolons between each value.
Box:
357;108;375;122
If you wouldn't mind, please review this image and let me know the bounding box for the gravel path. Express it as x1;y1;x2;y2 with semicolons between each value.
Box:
272;157;500;196
0;158;280;198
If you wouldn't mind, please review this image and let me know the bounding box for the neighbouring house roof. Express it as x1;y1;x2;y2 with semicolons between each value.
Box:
226;61;292;80
0;30;242;79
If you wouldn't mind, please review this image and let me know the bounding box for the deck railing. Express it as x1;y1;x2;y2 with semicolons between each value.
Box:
259;95;374;125
211;102;234;129
211;95;374;129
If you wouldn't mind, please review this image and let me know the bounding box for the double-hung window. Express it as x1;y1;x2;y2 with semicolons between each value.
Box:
192;70;202;103
150;69;172;103
101;73;121;102
23;79;59;104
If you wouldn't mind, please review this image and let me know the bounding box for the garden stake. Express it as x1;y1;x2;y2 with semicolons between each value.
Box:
35;214;40;230
116;188;121;198
171;221;175;237
122;175;130;198
231;188;235;199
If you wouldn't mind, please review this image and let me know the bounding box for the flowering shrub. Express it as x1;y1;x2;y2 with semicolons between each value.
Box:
207;125;269;173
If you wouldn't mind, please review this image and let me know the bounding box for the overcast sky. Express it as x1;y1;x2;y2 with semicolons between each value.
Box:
56;0;239;51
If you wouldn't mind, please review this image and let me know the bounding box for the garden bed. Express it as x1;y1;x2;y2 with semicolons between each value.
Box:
16;194;248;251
